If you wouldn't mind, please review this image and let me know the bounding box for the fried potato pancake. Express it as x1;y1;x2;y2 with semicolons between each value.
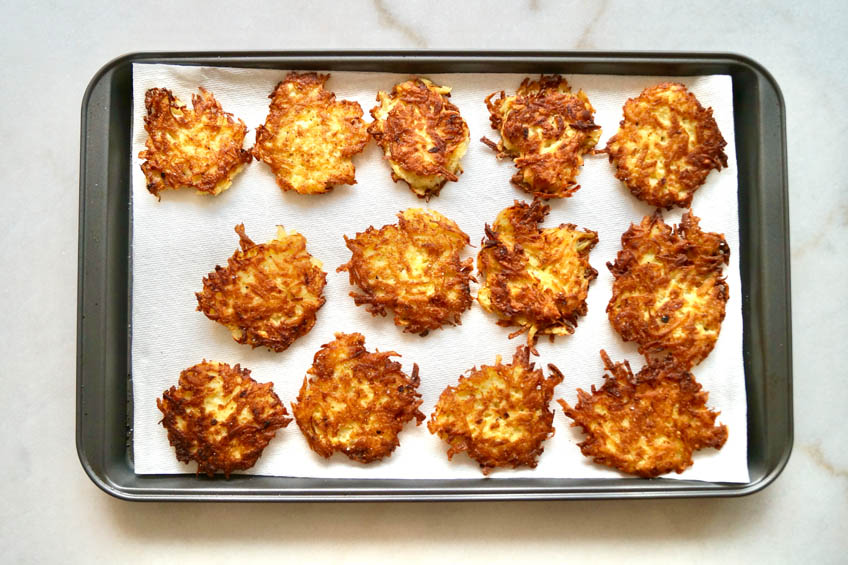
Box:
607;211;729;369
291;332;424;463
253;72;369;194
196;223;327;352
157;361;291;477
483;75;601;199
558;351;727;477
428;346;563;474
605;82;728;209
477;199;598;347
139;87;252;198
338;208;473;335
369;78;470;200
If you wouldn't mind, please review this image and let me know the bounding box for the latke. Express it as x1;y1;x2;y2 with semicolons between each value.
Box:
483;75;601;199
369;78;470;200
196;223;327;352
477;199;598;348
157;361;291;477
338;208;473;335
605;82;727;209
428;345;563;474
139;87;251;198
291;332;424;463
558;351;727;477
253;72;369;194
607;211;729;369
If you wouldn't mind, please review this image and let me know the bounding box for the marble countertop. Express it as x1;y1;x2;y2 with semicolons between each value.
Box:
1;1;845;562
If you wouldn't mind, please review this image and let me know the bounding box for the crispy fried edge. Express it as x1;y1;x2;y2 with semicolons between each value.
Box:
427;345;564;474
337;209;474;335
291;332;425;463
606;210;729;369
252;72;369;194
157;360;292;478
558;350;728;478
482;75;601;199
604;82;728;209
368;77;470;200
477;199;599;350
196;223;327;352
139;87;252;198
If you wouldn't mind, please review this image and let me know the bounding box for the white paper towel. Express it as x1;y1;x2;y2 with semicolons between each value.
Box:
131;63;748;482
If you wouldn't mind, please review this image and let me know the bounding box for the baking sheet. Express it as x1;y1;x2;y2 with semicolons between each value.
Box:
130;63;748;482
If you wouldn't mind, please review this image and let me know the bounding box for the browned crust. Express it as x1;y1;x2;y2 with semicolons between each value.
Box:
337;209;473;335
605;82;728;209
291;332;424;463
368;78;469;199
139;87;252;198
484;75;600;199
157;361;291;478
477;199;598;349
558;351;728;477
428;345;564;474
196;224;327;352
252;72;369;194
607;211;729;369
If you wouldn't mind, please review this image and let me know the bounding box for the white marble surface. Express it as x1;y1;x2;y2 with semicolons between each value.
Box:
0;1;845;563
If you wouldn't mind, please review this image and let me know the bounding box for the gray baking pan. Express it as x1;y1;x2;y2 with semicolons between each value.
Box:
77;51;791;501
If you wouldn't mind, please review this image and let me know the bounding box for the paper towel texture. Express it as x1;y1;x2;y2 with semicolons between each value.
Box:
131;64;748;482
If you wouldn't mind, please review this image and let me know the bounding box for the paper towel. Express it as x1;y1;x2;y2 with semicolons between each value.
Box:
130;63;748;482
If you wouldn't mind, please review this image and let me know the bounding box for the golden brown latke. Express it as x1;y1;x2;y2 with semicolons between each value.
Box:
253;72;369;194
428;345;563;474
558;351;727;477
605;82;728;209
607;211;729;369
291;332;424;463
477;199;598;348
196;223;327;352
483;75;601;199
338;208;473;335
369;78;470;200
139;87;252;198
157;360;291;477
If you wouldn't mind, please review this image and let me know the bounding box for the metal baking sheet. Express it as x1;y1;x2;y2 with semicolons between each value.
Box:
77;51;792;501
